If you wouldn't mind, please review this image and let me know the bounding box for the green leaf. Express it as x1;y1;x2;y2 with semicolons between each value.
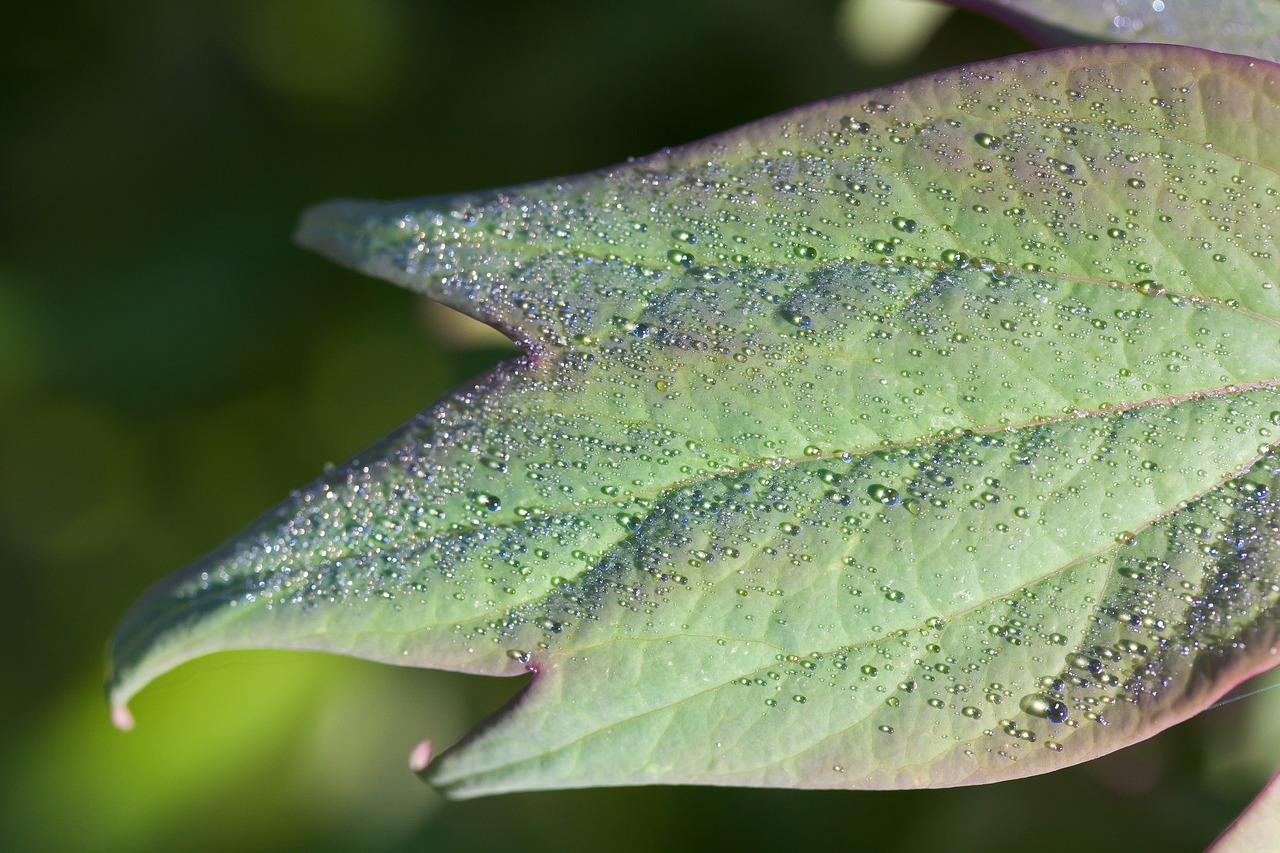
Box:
108;44;1280;797
955;0;1280;61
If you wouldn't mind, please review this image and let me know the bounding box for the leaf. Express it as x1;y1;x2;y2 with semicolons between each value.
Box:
108;44;1280;798
953;0;1280;62
1211;768;1280;852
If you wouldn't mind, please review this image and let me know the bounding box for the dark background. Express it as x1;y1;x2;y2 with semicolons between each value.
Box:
2;1;1276;850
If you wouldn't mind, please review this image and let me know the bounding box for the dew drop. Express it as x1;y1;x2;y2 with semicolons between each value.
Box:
473;492;502;512
667;249;695;268
974;132;1002;150
867;484;900;506
780;308;813;328
1019;693;1069;723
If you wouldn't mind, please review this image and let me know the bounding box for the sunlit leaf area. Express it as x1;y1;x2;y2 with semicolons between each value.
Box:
5;1;1279;850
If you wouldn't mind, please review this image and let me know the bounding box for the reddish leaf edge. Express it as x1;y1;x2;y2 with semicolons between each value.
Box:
1210;765;1280;852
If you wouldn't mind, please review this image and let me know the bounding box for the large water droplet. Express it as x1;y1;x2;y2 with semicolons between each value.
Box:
1020;693;1069;723
974;132;1002;150
473;492;502;512
867;483;900;506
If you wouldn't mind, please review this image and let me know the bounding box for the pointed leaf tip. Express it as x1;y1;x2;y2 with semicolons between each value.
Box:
409;740;434;774
294;198;401;279
293;194;530;339
111;704;134;732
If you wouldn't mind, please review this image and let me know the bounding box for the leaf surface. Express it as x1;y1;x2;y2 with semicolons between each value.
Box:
955;0;1280;62
109;44;1280;797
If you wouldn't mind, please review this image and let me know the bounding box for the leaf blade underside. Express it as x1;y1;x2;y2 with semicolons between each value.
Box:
1211;767;1280;852
953;0;1280;63
109;44;1280;798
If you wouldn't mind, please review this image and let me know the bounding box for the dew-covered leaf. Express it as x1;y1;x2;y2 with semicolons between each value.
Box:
109;44;1280;797
954;0;1280;61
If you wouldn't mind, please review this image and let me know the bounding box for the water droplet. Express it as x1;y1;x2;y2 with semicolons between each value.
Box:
891;216;918;233
1239;480;1269;499
473;492;502;512
779;308;813;328
974;132;1002;150
867;484;900;506
667;249;695;268
1020;693;1069;723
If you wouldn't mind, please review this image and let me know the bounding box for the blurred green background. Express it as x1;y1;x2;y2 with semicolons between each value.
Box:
2;1;1277;850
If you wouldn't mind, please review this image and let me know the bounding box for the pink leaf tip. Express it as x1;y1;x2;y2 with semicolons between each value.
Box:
409;740;434;774
111;704;134;732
